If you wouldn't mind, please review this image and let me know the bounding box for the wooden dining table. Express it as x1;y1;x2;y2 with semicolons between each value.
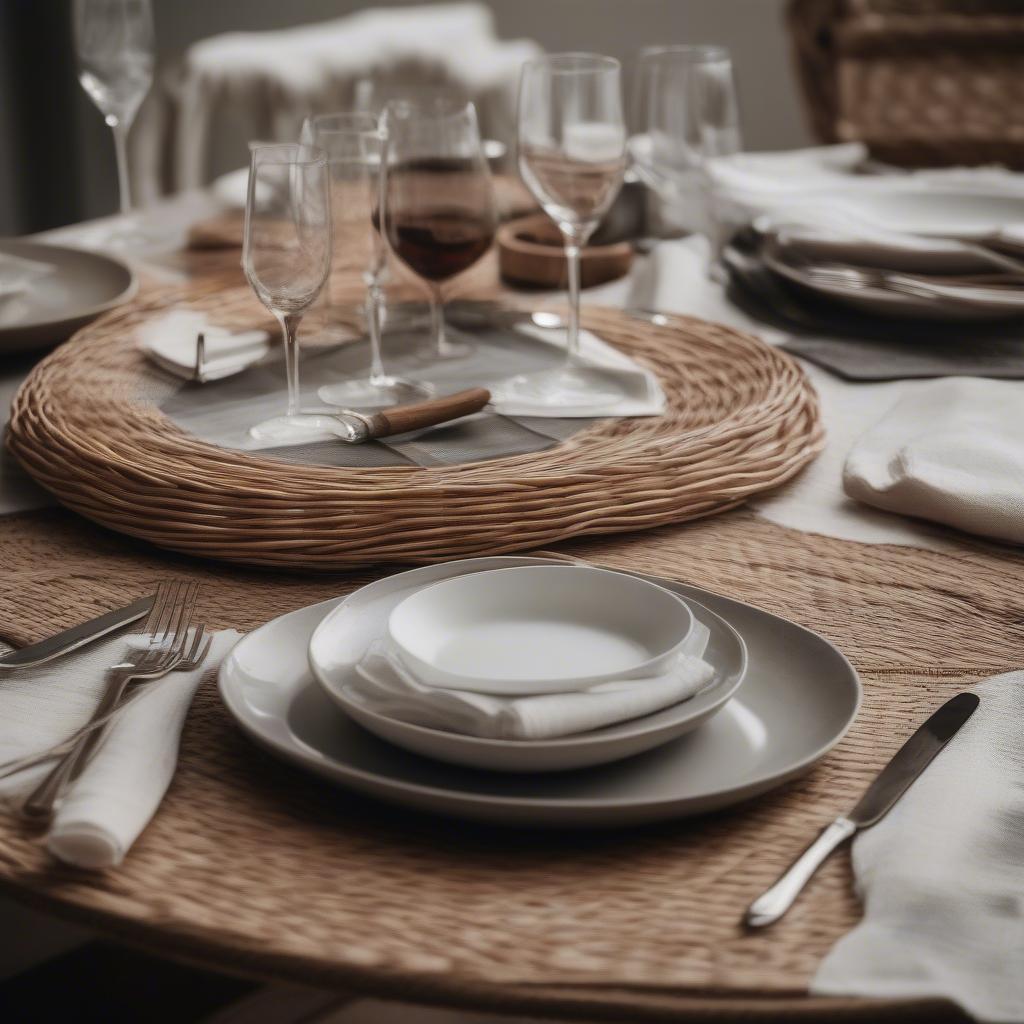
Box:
1;191;1015;1023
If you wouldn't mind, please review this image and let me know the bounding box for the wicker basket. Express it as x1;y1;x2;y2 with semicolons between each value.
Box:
788;0;1024;167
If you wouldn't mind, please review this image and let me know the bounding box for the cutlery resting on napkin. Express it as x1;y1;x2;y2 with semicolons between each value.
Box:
813;675;1024;1024
349;621;714;740
0;630;238;868
137;308;270;381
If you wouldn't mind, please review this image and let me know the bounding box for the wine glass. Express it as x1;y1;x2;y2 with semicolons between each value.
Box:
72;0;154;241
300;113;430;408
630;45;741;235
243;144;333;442
381;98;497;362
502;53;627;409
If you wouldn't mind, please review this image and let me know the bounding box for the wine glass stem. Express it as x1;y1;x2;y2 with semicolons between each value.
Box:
563;236;582;367
278;312;302;416
430;285;449;358
366;282;387;385
111;121;132;217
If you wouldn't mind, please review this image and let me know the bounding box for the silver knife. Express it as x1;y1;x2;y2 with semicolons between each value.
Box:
0;594;154;670
745;691;980;928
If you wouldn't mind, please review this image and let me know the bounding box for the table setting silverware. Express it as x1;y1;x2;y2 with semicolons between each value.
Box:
0;579;202;821
745;691;980;928
0;594;155;670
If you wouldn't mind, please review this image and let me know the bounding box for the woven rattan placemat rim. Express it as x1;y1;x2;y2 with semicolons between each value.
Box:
7;288;823;570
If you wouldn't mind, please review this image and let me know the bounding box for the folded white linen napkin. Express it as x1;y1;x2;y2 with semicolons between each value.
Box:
137;309;270;381
813;673;1024;1023
707;143;1024;230
0;629;240;869
348;620;713;740
843;378;1024;544
0;251;55;300
488;324;667;418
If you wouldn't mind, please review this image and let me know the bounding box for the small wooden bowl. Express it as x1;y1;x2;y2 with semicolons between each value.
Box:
497;214;633;289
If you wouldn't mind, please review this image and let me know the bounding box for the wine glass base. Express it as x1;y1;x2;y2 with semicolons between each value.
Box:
317;378;433;409
248;414;341;445
492;366;626;409
414;328;476;363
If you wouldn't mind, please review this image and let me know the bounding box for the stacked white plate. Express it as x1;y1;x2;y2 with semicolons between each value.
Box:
754;189;1024;321
218;557;861;827
312;564;741;772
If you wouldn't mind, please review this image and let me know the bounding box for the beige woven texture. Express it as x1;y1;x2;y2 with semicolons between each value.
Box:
6;270;822;570
788;0;1024;167
0;506;1008;1022
0;249;1004;1022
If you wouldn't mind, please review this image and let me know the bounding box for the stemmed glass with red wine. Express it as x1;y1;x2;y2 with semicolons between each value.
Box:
380;98;497;361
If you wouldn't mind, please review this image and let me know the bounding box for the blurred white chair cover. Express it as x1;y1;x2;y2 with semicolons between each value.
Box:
153;3;538;194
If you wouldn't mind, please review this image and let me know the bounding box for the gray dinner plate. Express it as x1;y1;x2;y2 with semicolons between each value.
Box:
218;557;861;827
0;239;137;354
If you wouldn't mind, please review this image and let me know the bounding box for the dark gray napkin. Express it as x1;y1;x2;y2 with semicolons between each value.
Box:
722;242;1024;381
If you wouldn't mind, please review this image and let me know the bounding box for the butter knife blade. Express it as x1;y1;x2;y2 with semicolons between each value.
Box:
0;594;154;670
745;691;980;928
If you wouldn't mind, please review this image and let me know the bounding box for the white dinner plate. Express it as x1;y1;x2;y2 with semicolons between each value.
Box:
218;557;861;827
762;244;1024;322
308;563;744;772
0;239;137;354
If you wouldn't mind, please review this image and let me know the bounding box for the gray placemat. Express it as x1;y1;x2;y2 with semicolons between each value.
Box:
722;242;1024;381
159;322;599;468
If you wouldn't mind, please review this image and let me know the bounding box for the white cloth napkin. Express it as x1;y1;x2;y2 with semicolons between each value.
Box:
137;309;270;381
0;629;239;869
843;378;1024;544
488;325;667;418
707;142;1024;231
813;673;1024;1023
0;251;54;300
349;620;713;740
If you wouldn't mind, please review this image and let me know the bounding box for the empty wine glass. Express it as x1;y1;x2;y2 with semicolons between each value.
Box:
630;45;741;234
243;144;333;442
381;98;497;362
72;0;154;242
500;53;627;409
300;113;430;408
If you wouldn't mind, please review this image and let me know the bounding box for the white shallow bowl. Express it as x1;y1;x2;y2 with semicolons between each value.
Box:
387;565;694;694
325;603;745;772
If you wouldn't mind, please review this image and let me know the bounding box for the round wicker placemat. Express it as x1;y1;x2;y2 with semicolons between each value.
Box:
8;281;821;569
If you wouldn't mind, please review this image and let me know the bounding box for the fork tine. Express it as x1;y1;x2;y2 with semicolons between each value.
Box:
158;580;188;643
191;634;213;667
151;579;183;643
141;580;174;636
182;625;207;665
158;580;194;649
170;582;200;647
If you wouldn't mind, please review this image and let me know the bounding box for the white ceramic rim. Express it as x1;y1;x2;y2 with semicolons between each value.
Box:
385;564;695;692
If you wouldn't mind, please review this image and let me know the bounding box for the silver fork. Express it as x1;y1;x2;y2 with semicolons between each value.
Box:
0;625;210;785
21;580;200;822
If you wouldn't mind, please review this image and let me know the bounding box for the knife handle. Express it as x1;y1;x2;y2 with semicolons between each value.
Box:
368;388;491;438
745;816;856;928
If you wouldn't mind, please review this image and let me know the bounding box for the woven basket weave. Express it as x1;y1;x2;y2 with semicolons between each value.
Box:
788;0;1024;167
7;285;822;570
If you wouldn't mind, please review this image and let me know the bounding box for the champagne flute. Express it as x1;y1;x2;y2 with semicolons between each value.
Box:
72;0;154;239
300;113;430;408
630;46;741;235
243;144;333;442
501;53;627;409
381;98;497;362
